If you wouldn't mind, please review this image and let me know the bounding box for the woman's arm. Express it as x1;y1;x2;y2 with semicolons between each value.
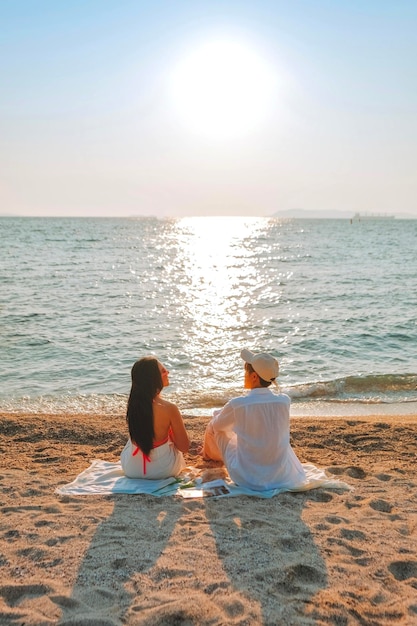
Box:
169;405;190;453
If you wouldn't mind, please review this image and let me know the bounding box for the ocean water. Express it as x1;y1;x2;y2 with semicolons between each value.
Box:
1;216;417;416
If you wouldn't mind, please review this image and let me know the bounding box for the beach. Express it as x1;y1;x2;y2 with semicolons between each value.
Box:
1;410;416;625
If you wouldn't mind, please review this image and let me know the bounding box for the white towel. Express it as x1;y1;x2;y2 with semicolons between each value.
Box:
56;460;351;498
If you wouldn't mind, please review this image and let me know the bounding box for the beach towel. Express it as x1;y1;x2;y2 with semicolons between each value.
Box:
56;460;351;498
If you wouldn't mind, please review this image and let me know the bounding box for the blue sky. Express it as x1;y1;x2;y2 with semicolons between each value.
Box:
1;1;416;217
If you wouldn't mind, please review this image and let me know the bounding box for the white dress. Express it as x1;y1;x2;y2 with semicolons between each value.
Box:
120;438;186;479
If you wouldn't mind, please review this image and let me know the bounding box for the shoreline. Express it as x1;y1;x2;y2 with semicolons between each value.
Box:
290;400;417;418
1;410;417;624
187;401;417;420
1;399;417;420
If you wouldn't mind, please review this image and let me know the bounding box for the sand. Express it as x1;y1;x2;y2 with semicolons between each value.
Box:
0;410;416;625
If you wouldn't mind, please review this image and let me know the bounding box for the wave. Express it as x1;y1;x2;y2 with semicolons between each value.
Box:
176;374;417;407
285;374;417;404
1;374;416;416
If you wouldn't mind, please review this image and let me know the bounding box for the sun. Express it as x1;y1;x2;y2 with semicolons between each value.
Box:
169;39;276;140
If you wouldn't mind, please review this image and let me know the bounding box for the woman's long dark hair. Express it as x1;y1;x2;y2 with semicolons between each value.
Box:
126;357;163;456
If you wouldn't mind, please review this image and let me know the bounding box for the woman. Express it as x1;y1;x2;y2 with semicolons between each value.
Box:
121;357;190;479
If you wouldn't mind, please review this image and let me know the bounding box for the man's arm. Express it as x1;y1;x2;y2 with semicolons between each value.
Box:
211;401;235;432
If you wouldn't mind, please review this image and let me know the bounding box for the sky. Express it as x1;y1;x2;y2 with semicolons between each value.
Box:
1;0;416;218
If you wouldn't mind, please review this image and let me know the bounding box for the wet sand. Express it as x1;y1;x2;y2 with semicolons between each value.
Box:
1;410;416;625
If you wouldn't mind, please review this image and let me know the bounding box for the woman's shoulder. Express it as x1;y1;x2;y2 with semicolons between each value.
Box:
154;396;180;414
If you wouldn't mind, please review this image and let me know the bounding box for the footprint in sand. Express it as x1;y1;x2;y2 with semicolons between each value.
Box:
375;473;392;482
17;546;63;569
34;519;55;528
18;547;48;560
327;466;367;479
0;583;51;606
331;538;366;558
327;466;345;475
346;466;367;479
369;499;393;513
308;490;334;503
44;534;77;546
4;529;21;541
204;580;229;594
33;455;62;464
279;537;300;553
325;515;349;525
373;422;392;430
345;494;366;510
277;564;326;594
388;560;417;581
339;528;367;541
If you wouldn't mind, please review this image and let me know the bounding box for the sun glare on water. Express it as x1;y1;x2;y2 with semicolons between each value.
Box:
173;216;267;359
170;39;277;140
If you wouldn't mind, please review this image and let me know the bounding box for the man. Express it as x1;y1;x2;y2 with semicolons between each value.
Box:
202;349;307;491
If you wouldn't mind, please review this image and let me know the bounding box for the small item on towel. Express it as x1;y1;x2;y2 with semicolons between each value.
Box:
181;479;232;498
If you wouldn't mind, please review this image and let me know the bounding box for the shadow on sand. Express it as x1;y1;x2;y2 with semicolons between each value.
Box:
58;490;327;625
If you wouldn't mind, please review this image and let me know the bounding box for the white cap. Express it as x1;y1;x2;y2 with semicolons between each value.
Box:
241;349;279;382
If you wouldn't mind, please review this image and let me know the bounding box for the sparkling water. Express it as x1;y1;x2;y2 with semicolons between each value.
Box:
1;216;416;414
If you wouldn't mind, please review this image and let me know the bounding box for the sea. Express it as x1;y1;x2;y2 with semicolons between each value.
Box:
1;215;416;418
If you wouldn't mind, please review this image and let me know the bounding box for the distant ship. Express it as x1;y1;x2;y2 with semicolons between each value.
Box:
352;212;395;221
